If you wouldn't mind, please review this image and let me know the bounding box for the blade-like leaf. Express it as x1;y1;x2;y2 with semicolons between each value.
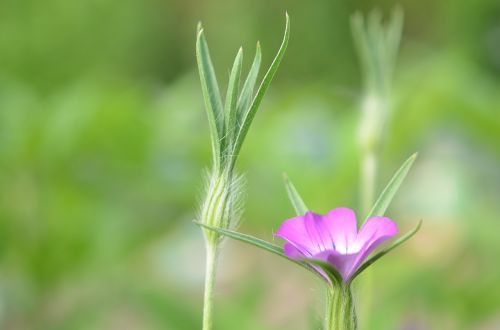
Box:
231;13;290;162
283;173;308;216
365;152;417;221
236;43;262;126
196;26;226;168
349;220;422;283
194;221;323;280
225;47;243;144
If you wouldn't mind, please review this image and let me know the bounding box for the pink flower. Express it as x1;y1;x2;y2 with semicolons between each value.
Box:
275;207;398;282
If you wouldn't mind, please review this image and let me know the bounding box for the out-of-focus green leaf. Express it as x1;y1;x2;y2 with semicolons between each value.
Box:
365;153;417;222
283;173;308;216
351;8;403;94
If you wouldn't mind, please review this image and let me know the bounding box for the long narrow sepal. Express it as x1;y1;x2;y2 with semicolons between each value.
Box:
231;13;290;163
348;219;422;283
236;43;262;129
283;173;309;216
196;25;226;169
194;221;324;280
225;48;243;147
364;152;417;222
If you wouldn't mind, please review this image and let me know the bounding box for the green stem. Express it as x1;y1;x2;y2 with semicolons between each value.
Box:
202;244;218;330
325;285;357;330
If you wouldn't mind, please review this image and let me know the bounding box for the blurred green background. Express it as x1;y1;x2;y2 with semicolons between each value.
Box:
1;0;499;329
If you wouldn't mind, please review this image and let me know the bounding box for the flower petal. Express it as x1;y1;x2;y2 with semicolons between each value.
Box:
284;243;331;282
355;216;398;252
340;216;398;280
275;214;316;256
283;243;305;258
323;208;358;253
313;250;359;282
304;212;335;252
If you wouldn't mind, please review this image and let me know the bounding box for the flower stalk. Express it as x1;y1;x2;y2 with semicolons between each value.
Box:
195;14;290;329
325;284;357;330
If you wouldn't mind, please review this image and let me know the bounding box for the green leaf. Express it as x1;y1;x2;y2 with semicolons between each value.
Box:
196;26;226;168
365;152;417;222
194;221;323;280
283;173;308;216
231;13;290;162
236;43;262;129
349;220;422;283
225;47;243;144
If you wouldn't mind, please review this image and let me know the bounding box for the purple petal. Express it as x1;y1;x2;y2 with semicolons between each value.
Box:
354;216;398;252
323;208;358;254
341;216;398;280
283;243;305;258
276;210;398;282
304;212;335;252
275;213;317;256
284;243;331;282
320;216;397;281
313;250;359;281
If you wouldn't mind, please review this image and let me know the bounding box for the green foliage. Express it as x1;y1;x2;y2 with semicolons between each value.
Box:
231;13;291;167
196;14;290;171
364;153;417;222
283;173;309;215
197;14;290;247
196;26;226;169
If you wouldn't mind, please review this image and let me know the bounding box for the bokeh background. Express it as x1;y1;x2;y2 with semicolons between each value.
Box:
1;0;500;329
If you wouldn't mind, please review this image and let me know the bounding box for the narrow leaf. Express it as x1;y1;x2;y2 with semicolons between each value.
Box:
349;220;422;283
365;152;417;221
231;13;290;161
194;221;323;280
236;43;262;126
283;173;308;216
196;27;226;168
225;48;243;143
